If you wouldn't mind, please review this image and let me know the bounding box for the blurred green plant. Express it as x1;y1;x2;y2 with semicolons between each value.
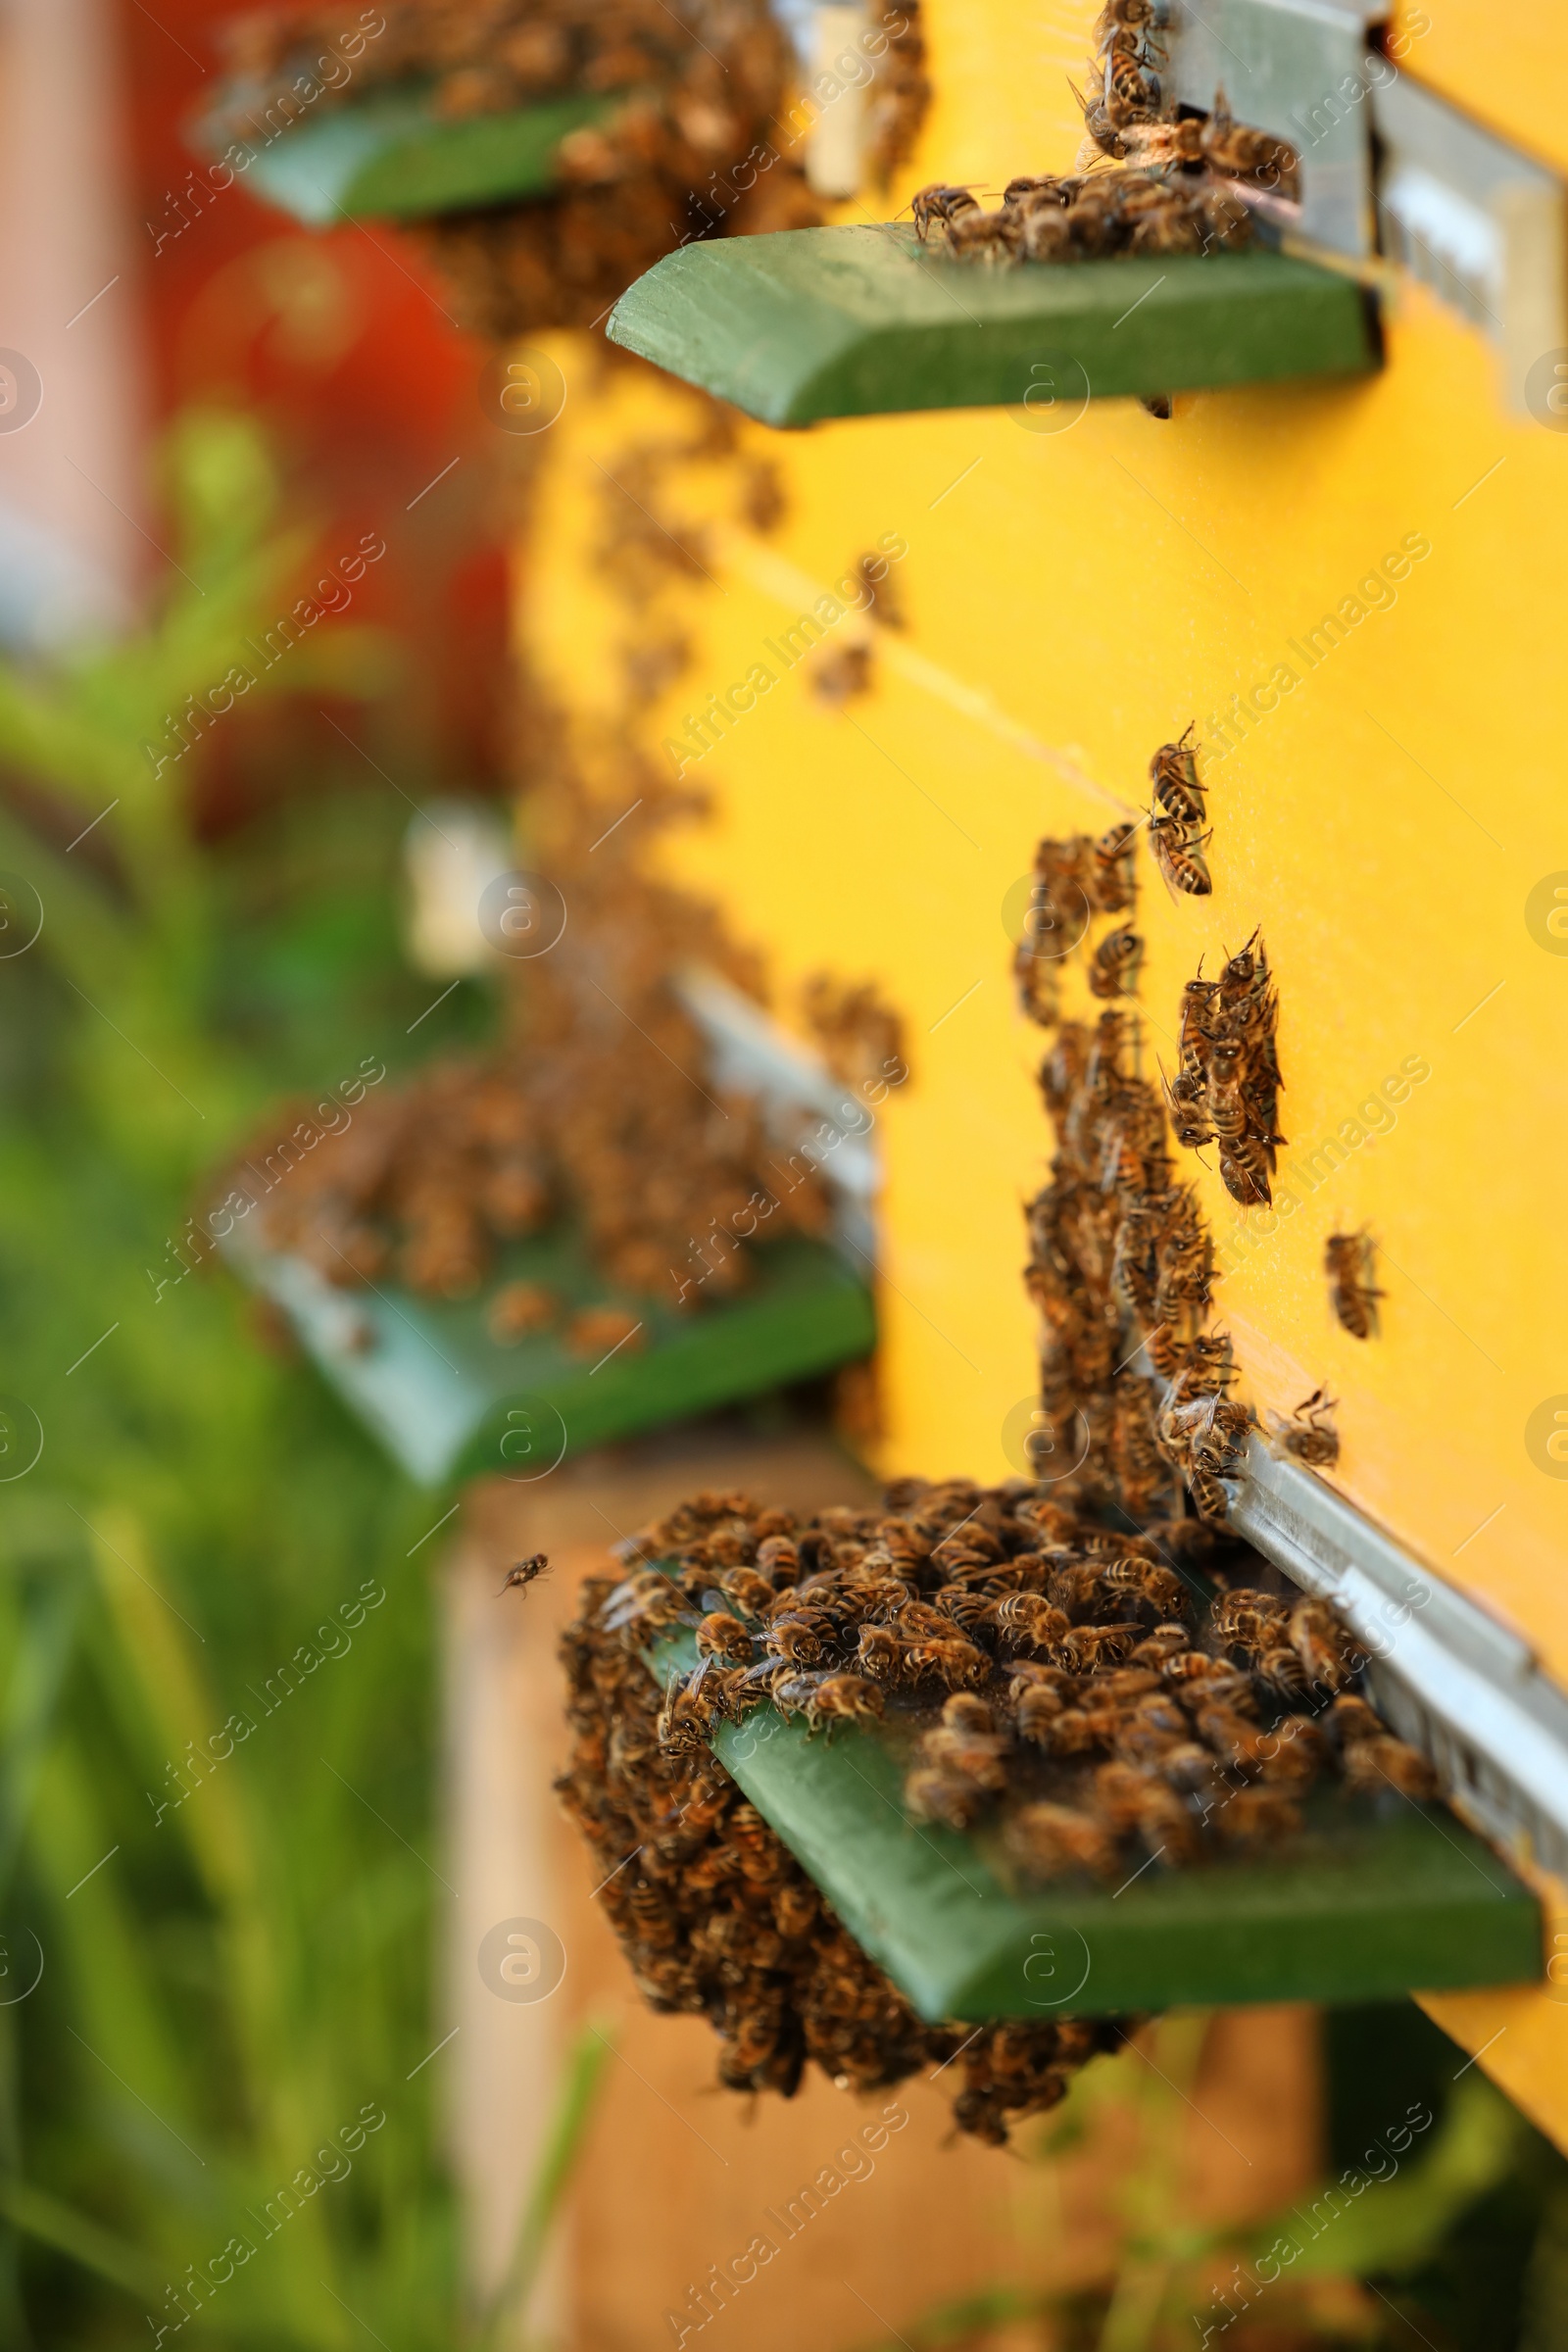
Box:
0;412;586;2347
856;2009;1568;2352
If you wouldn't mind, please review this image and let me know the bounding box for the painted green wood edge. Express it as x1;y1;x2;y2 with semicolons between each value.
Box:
455;1234;875;1486
606;225;1379;425
232;1227;873;1486
646;1621;1542;2021
221;87;617;227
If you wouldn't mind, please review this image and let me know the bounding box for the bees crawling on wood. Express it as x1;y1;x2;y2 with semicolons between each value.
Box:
1326;1228;1384;1339
1266;1388;1340;1468
1149;724;1213;898
910;182;984;241
564;1481;1444;2105
921;0;1296;275
925;164;1259;268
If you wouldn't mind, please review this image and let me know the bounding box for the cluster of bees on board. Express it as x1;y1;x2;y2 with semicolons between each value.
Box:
234;698;904;1332
557;1478;1436;2143
214;0;927;338
909;0;1298;269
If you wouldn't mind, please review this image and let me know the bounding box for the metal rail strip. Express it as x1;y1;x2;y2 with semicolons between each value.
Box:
1230;1445;1568;1882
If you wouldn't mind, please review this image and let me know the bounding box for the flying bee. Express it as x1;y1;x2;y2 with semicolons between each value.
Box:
910;182;982;240
1005;1800;1119;1880
1089;924;1144;1000
1267;1389;1341;1468
1326;1230;1383;1340
498;1552;550;1596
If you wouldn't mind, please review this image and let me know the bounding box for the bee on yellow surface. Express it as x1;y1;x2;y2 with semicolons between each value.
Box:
1326;1229;1384;1339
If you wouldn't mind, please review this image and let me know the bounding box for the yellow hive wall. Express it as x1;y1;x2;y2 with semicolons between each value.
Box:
517;0;1568;2142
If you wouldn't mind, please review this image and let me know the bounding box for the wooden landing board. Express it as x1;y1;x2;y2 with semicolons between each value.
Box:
220;87;615;227
230;1229;874;1487
606;226;1379;425
648;1621;1541;2021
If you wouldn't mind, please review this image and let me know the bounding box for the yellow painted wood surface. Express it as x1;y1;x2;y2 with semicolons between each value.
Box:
515;1;1568;2142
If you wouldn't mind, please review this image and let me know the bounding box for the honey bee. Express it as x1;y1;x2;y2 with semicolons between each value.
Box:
1343;1732;1440;1801
1252;1716;1324;1788
1005;1800;1118;1880
1089;924;1144;1000
1289;1597;1352;1694
803;1673;884;1737
1326;1230;1383;1341
1266;1389;1341;1469
716;1565;774;1616
1150;808;1212;897
983;1593;1070;1654
856;1623;907;1683
905;1632;991;1689
905;1765;989;1829
1210;1588;1287;1652
1201;89;1300;200
1099;1556;1189;1619
1091;820;1140;914
696;1610;757;1662
1150;727;1203;821
910;183;983;240
1212;1786;1303;1844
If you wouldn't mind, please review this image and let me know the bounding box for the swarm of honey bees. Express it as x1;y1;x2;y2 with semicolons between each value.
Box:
561;1506;1137;2148
211;0;927;338
559;1477;1437;2143
909;0;1298;268
1166;932;1285;1210
234;723;842;1309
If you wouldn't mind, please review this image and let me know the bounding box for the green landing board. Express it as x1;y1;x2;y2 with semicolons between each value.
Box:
221;87;617;227
235;1230;874;1488
607;224;1378;425
648;1627;1541;2020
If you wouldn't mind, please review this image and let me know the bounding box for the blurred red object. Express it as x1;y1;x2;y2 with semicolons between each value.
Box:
116;0;513;831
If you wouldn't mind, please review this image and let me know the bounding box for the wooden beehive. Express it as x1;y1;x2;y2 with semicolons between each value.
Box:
514;0;1568;2150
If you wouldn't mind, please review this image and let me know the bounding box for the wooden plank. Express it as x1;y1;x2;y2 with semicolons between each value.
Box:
223;88;616;227
232;1229;874;1486
447;1434;1324;2347
606;225;1379;425
646;1620;1541;2022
